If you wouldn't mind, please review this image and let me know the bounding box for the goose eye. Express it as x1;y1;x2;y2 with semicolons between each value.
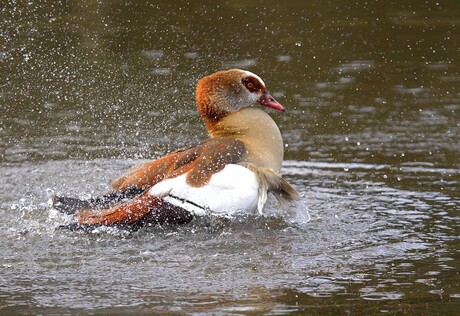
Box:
242;77;259;92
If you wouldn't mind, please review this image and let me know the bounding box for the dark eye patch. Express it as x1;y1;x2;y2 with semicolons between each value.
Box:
242;77;263;93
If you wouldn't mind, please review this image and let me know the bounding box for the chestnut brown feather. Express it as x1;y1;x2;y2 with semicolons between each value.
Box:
77;191;193;226
112;137;246;191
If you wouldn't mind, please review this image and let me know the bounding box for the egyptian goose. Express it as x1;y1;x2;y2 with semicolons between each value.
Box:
53;69;299;227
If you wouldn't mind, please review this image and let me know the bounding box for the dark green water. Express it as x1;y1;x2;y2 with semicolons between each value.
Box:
1;1;459;314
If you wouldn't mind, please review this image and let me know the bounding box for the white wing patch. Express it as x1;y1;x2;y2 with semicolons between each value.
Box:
149;164;264;216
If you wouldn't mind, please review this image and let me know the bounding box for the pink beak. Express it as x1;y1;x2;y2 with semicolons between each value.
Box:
257;90;285;111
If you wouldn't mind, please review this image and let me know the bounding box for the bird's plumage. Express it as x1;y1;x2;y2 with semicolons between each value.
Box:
53;69;299;227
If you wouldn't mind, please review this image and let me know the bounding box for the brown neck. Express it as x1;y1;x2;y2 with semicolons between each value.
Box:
206;108;284;172
197;89;227;129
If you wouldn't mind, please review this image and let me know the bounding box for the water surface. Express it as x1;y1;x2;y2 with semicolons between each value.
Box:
1;1;459;314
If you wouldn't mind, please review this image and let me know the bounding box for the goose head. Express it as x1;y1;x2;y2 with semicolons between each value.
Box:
196;69;285;124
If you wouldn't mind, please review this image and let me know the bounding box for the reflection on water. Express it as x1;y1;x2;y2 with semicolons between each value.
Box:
1;0;459;314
